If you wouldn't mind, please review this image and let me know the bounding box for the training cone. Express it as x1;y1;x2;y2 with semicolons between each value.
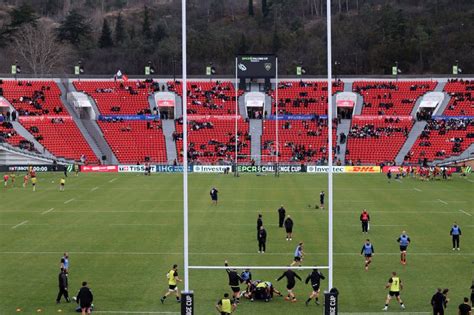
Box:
37;309;42;312
58;309;63;313
16;308;21;312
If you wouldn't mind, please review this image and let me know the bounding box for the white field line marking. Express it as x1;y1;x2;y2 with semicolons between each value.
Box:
41;208;54;215
0;251;472;256
109;178;118;183
110;224;170;226
95;312;179;314
459;209;472;216
438;199;448;205
0;210;464;214
414;188;422;192
91;186;99;191
340;313;430;315
11;220;28;229
64;198;74;204
466;178;474;183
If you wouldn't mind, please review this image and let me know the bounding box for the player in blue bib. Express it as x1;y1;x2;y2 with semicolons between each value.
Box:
360;239;374;271
397;231;411;265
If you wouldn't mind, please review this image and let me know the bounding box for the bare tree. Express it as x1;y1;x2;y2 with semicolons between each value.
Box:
13;22;71;76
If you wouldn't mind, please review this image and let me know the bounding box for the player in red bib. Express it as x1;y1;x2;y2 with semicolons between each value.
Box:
3;174;9;187
23;173;29;188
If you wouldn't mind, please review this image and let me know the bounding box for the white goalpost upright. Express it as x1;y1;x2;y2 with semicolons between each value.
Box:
180;0;336;311
181;0;190;293
326;0;334;290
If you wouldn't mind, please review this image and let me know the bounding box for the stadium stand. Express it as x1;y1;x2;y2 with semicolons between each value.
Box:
97;120;167;163
167;81;242;115
1;80;65;116
261;119;336;164
174;117;250;163
73;80;156;115
1;80;97;162
443;79;474;116
345;116;414;165
20;117;97;162
407;118;474;163
268;81;344;116
353;81;437;116
0;121;35;151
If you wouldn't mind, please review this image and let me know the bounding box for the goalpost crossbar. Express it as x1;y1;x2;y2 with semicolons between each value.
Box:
188;265;330;270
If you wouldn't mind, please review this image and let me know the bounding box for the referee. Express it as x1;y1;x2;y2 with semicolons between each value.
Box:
304;269;325;306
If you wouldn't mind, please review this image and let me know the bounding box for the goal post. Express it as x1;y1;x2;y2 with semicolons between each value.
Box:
180;0;337;313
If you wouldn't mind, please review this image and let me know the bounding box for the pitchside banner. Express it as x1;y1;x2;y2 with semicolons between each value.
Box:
237;55;276;78
193;165;232;173
0;165;64;172
155;165;193;173
237;165;304;173
306;166;345;173
344;166;381;173
81;165;118;173
118;165;157;172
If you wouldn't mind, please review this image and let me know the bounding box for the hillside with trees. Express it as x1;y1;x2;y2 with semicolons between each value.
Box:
0;0;473;76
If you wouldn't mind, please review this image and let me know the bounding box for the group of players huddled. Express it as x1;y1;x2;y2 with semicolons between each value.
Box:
387;164;471;181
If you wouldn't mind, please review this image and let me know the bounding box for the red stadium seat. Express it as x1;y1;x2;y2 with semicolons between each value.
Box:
268;81;344;116
353;81;437;116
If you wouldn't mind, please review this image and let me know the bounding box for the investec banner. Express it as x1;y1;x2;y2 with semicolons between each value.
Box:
118;165;157;172
344;166;380;173
193;165;232;173
237;165;304;173
307;166;345;173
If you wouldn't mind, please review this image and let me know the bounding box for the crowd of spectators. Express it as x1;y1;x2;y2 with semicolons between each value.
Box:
9;83;60;116
348;118;410;139
416;118;473;157
168;80;236;114
174;118;250;163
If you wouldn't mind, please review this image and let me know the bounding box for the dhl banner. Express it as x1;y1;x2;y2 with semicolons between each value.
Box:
344;166;381;173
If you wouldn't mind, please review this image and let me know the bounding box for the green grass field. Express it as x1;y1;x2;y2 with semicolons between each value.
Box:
0;172;472;315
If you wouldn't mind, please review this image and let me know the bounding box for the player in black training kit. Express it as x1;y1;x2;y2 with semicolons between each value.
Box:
305;269;325;306
224;260;243;303
277;269;302;302
318;191;325;209
210;187;218;204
